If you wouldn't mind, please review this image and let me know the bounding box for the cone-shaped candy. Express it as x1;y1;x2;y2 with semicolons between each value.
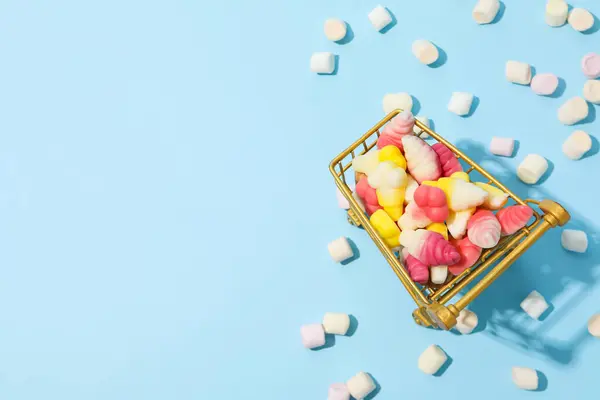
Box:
402;248;429;284
377;111;415;152
432;143;463;177
400;229;460;266
376;187;405;221
451;171;470;182
402;135;442;183
467;210;501;249
496;205;533;235
356;176;382;215
414;184;448;223
379;145;407;170
404;175;419;204
434;177;488;211
398;201;432;230
448;237;482;275
475;182;509;210
447;208;475;239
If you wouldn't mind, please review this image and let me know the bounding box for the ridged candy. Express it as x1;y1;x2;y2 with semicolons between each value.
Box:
414;184;448;223
496;205;533;235
449;237;482;275
432;143;463;177
402;135;442;183
400;229;460;266
355;176;382;215
402;248;429;284
467;210;501;249
377;111;415;152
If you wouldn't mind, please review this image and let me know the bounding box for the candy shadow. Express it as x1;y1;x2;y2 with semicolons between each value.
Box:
346;314;359;336
461;96;480;118
576;102;596;125
548;77;567;99
364;374;381;400
582;12;600;35
311;334;336;351
379;8;397;34
581;134;599;159
489;1;506;24
433;355;453;377
534;371;548;392
341;238;360;265
428;45;447;68
336;23;354;45
411;96;421;115
511;139;520;158
537;302;554;322
535;159;554;185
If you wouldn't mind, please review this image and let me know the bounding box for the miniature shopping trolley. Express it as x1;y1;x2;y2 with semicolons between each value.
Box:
329;110;570;331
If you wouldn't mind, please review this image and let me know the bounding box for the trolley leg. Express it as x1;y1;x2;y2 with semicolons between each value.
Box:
347;209;362;227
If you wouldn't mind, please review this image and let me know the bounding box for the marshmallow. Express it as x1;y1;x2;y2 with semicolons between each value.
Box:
328;383;350;400
430;265;448;284
346;372;376;400
323;312;351;335
336;187;350;209
418;345;448;375
506;61;532;85
561;229;588;253
448;92;474;116
512;367;539;390
328;237;354;263
455;309;479;334
581;53;600;79
531;73;559;96
520;290;549;320
563;130;592;160
310;52;335;74
368;5;393;31
300;323;326;349
490;137;515;157
413;115;430;138
568;8;594;32
412;39;439;65
517;154;548;184
546;0;568;27
584;80;600;104
472;0;500;24
383;92;412;114
558;97;589;125
324;19;348;42
588;314;600;337
353;150;380;175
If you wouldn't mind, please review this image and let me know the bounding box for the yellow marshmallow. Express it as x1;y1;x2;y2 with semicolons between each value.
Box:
370;209;401;241
427;222;449;240
475;182;509;210
378;145;407;170
451;171;470;182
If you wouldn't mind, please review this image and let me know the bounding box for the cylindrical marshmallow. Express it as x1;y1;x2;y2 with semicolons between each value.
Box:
383;92;413;114
472;0;500;24
430;265;448;284
418;345;448;375
346;372;375;400
324;18;348;42
506;60;532;85
588;314;600;337
300;323;326;349
413;115;430;139
512;367;539;390
568;8;594;32
336;187;350;209
558;96;589;125
328;383;350;400
561;229;588;253
322;312;351;335
546;0;568;27
583;80;600;104
581;53;600;79
455;309;478;334
490;137;514;157
517;154;548;184
520;290;549;320
328;237;354;262
411;39;439;65
531;73;559;96
562;130;592;160
448;92;474;116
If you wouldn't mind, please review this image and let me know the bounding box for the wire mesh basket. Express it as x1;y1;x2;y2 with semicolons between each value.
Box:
329;109;571;331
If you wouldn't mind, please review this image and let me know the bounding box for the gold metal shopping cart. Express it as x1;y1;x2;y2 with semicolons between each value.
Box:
329;110;571;331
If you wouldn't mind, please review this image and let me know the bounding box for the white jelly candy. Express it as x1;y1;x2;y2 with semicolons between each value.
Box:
413;115;430;138
558;97;589;125
346;372;376;400
520;290;549;320
383;92;412;114
353;150;380;175
588;314;600;337
561;229;588;253
517;154;548;184
506;61;532;85
324;18;347;42
412;39;439;65
563;130;592;160
568;8;594;32
368;5;392;31
472;0;500;24
310;52;335;74
455;309;478;334
583;80;600;104
512;367;539;390
430;266;448;284
546;0;568;27
404;175;419;204
323;312;351;335
328;237;354;263
448;92;474;116
490;137;514;157
418;345;448;375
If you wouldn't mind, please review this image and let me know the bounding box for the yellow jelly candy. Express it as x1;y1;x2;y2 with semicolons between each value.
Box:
370;209;401;239
427;222;449;240
384;235;400;248
378;145;407;170
384;205;404;221
451;171;470;182
377;187;405;221
475;182;509;210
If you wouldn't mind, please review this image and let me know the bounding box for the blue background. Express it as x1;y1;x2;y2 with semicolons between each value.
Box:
0;0;599;399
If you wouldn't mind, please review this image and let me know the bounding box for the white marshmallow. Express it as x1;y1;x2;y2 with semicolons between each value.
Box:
324;19;347;42
558;96;589;125
353;150;380;175
336;187;350;209
562;130;592;160
346;372;376;400
520;290;549;320
490;137;515;157
512;367;539;390
588;314;600;337
418;345;448;375
568;8;594;32
517;154;548;184
506;61;532;85
328;237;354;263
448;92;474;116
310;52;335;74
383;92;412;114
546;0;568;27
561;229;588;253
472;0;500;24
413;115;430;139
455;309;479;334
583;80;600;104
323;312;351;335
430;266;448;284
411;39;439;65
368;5;392;31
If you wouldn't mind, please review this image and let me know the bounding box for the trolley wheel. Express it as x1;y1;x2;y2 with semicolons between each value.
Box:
539;199;570;227
424;303;460;331
412;307;434;328
347;209;362;227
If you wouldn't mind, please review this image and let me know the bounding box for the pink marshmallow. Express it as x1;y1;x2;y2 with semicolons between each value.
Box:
328;383;350;400
432;142;462;177
414;184;449;223
402;248;429;284
355;176;382;216
490;137;515;157
301;324;325;349
448;237;482;275
336;187;350;209
582;53;600;79
530;73;559;96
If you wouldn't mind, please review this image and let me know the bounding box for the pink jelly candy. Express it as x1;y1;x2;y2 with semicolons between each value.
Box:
495;205;533;235
402;135;442;183
448;237;482;275
400;229;460;266
432;143;463;177
377;110;415;152
413;184;449;223
467;210;501;249
355;176;382;216
402;248;429;284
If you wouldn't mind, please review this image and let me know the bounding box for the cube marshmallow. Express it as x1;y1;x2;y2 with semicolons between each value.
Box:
328;237;354;263
448;92;474;116
418;344;448;375
455;309;478;334
323;312;351;335
588;314;600;337
512;367;538;390
561;229;588;253
310;52;335;74
300;323;325;349
346;372;376;400
328;383;350;400
520;290;549;320
368;5;392;31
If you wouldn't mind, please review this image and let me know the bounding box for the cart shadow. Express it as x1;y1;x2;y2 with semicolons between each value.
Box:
453;139;600;367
